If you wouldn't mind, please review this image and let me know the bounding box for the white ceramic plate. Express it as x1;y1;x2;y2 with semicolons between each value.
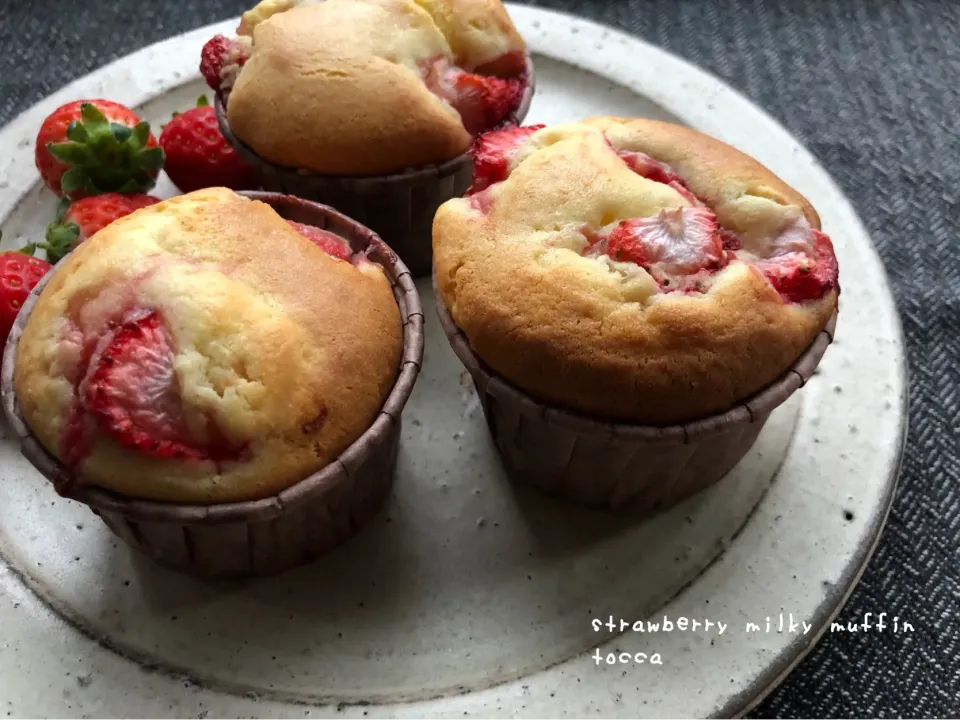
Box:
0;6;906;718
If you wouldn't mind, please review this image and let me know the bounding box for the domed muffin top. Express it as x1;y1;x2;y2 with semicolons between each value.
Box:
218;0;530;175
433;118;840;425
14;188;403;503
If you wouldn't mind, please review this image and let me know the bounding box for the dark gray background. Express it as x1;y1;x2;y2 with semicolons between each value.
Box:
1;0;958;717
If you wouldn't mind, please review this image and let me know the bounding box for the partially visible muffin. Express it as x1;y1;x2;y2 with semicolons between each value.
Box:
207;0;531;176
13;187;403;504
433;118;840;426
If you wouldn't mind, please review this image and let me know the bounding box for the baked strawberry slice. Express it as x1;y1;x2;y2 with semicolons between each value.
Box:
606;207;727;283
447;70;525;136
616;149;682;185
84;312;207;461
614;147;705;207
200;34;249;93
468;124;544;195
287;220;352;261
757;230;839;303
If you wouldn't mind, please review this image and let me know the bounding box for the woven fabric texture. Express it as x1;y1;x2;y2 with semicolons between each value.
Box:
2;0;958;716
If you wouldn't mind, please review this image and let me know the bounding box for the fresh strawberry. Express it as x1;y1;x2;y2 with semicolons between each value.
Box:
758;230;839;303
467;124;544;195
83;312;207;460
606;207;727;283
200;35;249;92
287;220;352;261
0;246;52;346
159;96;258;193
35;100;164;199
448;71;525;136
34;193;160;264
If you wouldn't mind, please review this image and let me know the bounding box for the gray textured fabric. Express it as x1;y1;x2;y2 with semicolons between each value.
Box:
1;0;958;717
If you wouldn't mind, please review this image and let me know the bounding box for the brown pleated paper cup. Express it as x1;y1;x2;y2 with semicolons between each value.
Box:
215;55;536;278
434;280;837;514
1;193;424;578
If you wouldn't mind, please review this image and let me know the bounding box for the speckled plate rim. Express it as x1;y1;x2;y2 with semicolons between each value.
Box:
0;5;907;718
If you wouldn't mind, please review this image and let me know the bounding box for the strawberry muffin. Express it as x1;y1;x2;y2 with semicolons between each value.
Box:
433;118;838;511
203;0;535;276
3;188;424;576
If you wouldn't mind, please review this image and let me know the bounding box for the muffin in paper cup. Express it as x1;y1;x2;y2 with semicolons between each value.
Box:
2;189;424;577
432;118;840;512
206;0;537;277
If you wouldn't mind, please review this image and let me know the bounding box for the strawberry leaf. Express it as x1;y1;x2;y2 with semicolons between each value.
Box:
53;196;71;223
110;123;133;143
114;179;142;194
48;141;90;165
137;147;166;171
65;121;90;143
197;95;210;107
132;122;150;147
60;168;86;195
42;220;80;264
79;103;109;134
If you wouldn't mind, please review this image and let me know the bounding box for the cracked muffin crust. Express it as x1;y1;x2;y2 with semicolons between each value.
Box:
433;117;840;425
212;0;530;175
13;187;403;504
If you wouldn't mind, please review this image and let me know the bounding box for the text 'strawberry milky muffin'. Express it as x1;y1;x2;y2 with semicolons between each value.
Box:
203;0;535;276
2;188;424;576
433;118;839;511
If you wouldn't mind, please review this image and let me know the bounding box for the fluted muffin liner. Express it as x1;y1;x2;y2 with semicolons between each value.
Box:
1;192;424;578
215;55;536;278
434;280;837;513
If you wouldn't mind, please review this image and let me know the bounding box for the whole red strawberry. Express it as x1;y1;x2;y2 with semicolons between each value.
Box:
0;247;52;347
159;97;258;193
36;193;160;264
35;100;165;199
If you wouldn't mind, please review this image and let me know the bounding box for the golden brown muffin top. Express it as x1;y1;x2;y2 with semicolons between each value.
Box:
14;188;403;503
224;0;529;175
433;118;839;425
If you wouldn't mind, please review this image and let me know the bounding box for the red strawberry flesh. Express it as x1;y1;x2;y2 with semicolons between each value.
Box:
610;143;840;300
419;58;526;137
606;207;727;282
616;149;682;185
615;147;706;208
83;312;207;460
286;220;352;261
200;35;248;92
467;124;544;195
448;70;524;136
757;230;839;303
